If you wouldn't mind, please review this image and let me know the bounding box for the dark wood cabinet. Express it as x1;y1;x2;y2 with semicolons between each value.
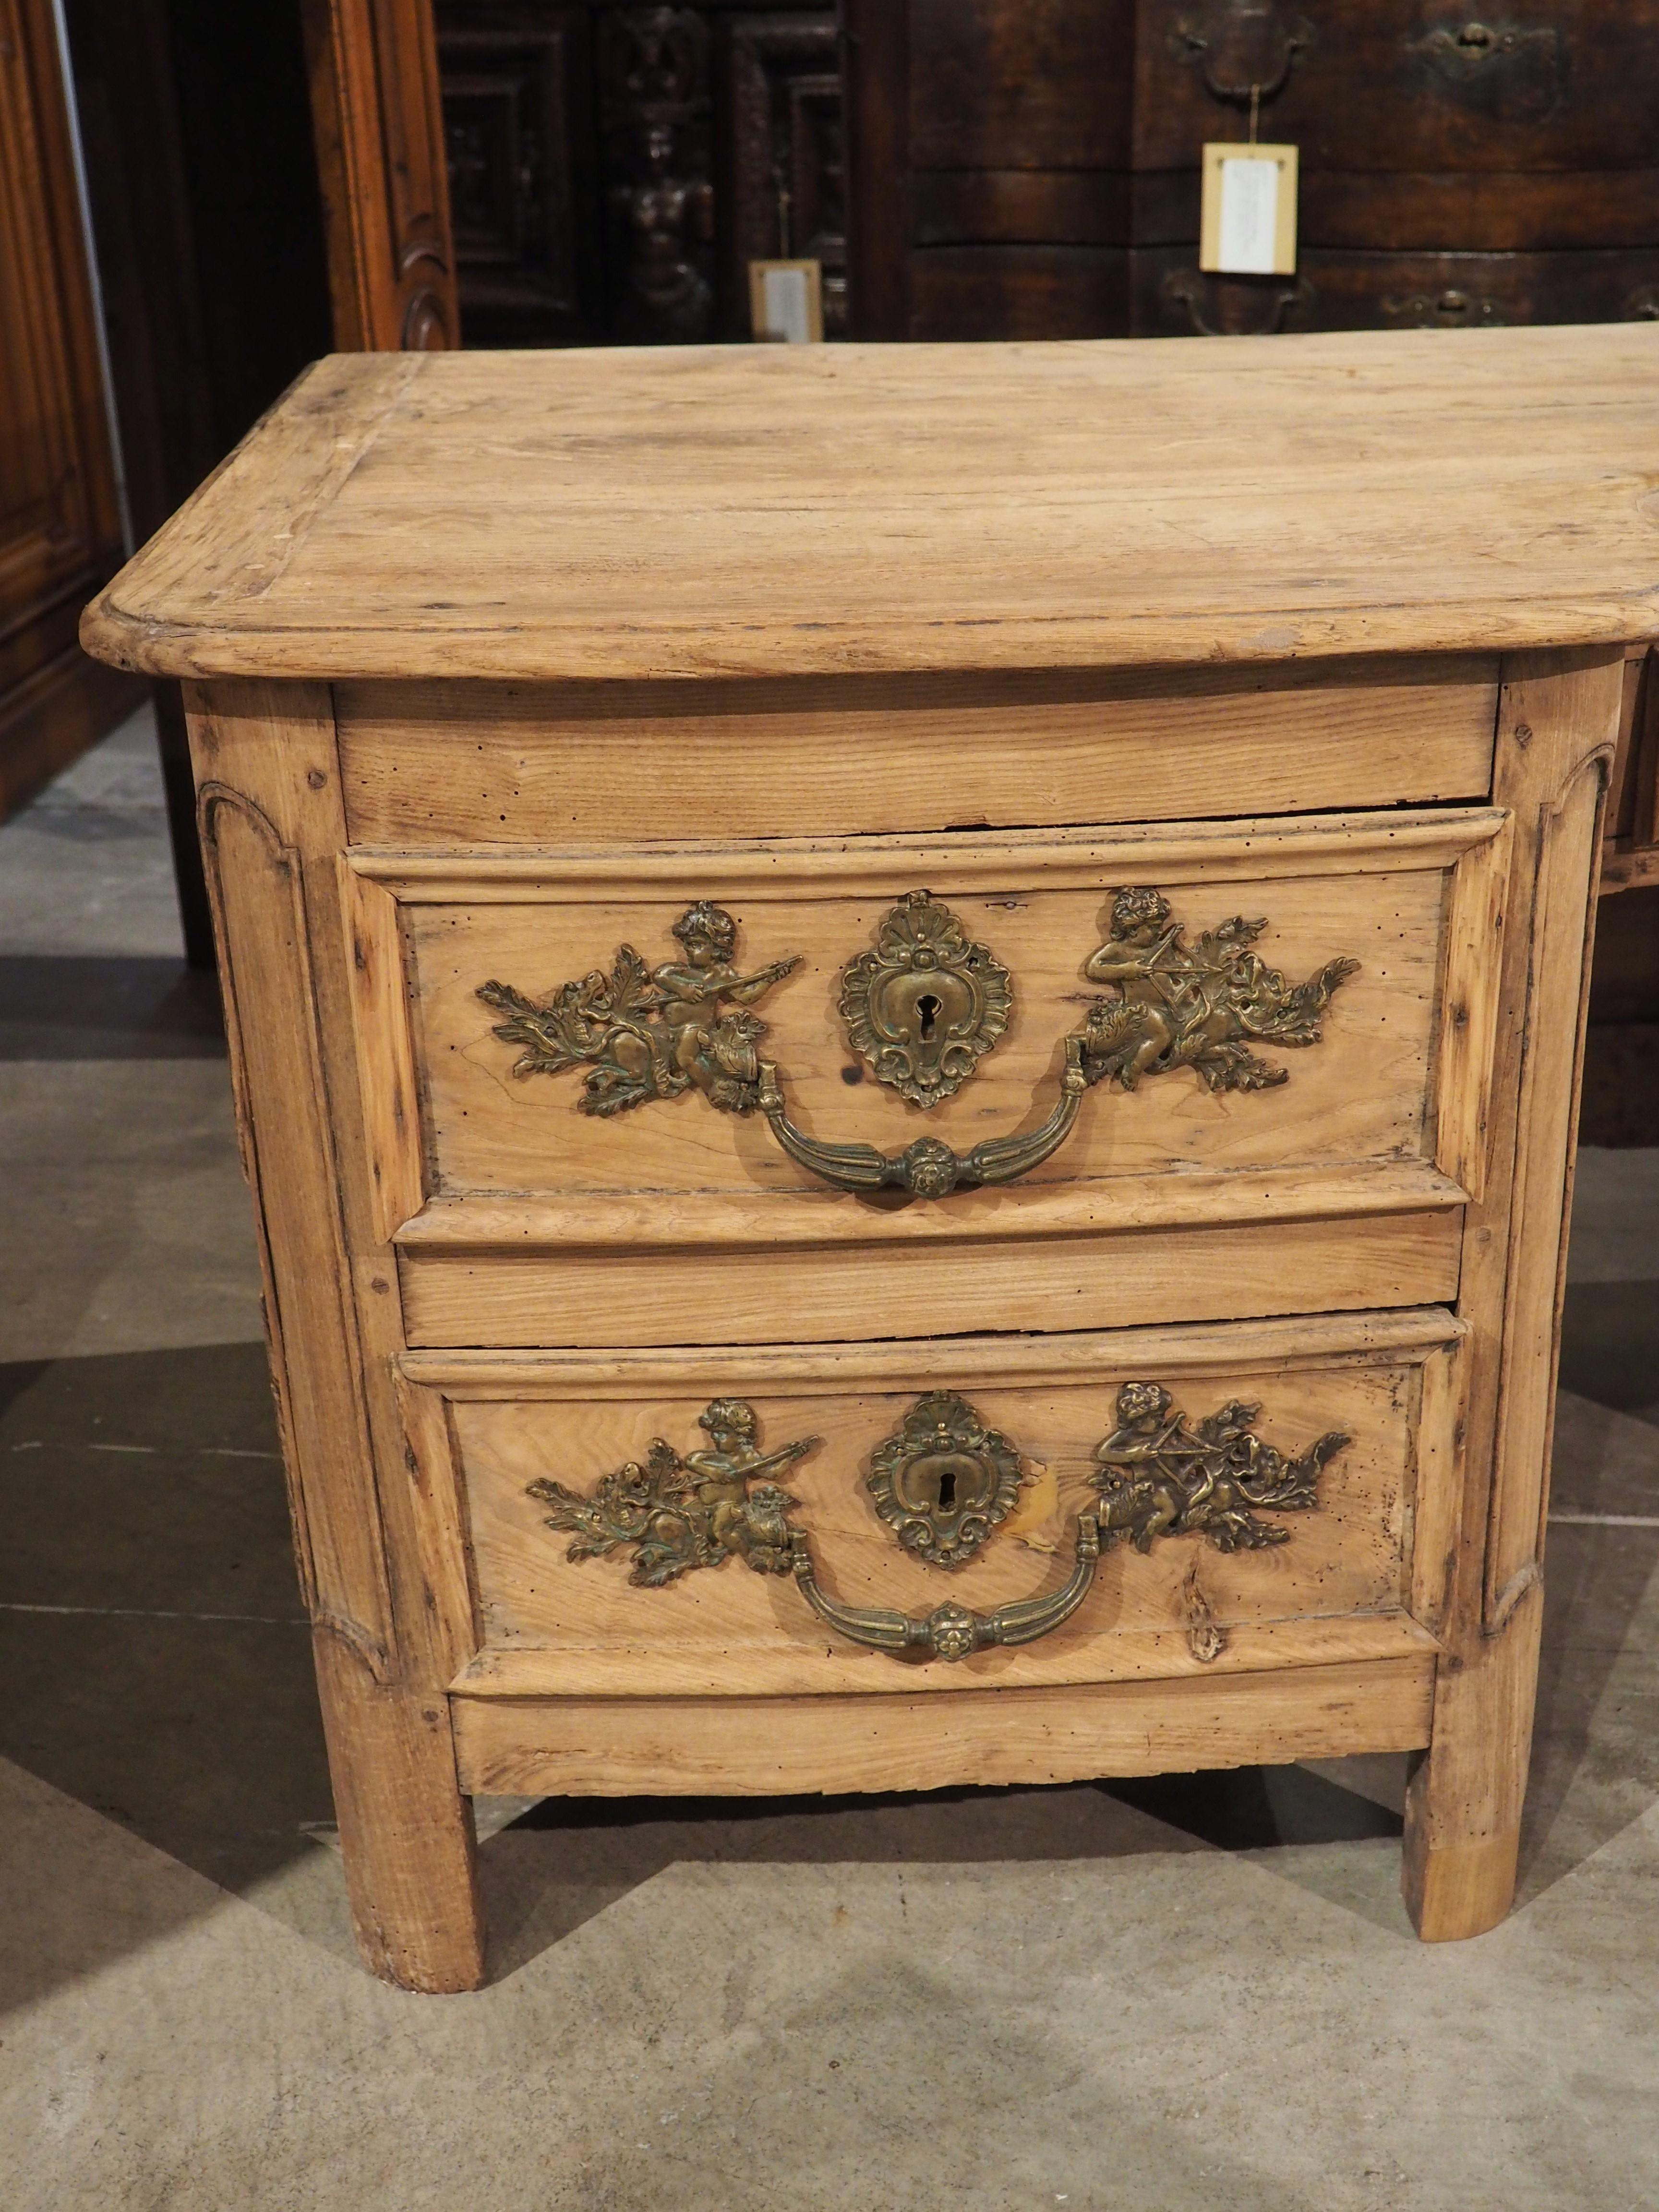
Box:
0;0;138;817
434;0;845;344
844;0;1659;341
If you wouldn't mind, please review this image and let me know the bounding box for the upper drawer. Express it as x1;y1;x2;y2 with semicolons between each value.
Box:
1137;0;1659;175
335;659;1497;847
347;806;1510;1255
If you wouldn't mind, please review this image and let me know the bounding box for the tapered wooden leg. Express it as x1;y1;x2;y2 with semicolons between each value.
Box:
313;1631;485;1992
1401;1590;1542;1943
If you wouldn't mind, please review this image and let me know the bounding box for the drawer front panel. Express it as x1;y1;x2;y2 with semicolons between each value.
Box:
350;809;1508;1250
1137;0;1659;175
407;1308;1462;1704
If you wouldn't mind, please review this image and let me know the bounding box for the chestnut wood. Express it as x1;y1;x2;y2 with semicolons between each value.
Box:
79;337;1641;1983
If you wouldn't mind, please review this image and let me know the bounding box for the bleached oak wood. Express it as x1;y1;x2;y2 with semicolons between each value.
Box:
396;1206;1464;1350
451;1657;1437;1798
335;658;1500;846
80;331;1659;682
1403;648;1623;1941
185;679;486;1993
73;337;1637;1972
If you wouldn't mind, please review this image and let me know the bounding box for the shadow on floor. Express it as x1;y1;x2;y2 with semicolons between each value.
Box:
0;1343;331;1987
0;955;222;1059
1560;1279;1659;1421
478;1765;1402;1983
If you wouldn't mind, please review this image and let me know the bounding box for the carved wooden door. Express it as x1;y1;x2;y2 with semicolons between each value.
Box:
302;0;460;348
432;1;845;348
0;0;135;816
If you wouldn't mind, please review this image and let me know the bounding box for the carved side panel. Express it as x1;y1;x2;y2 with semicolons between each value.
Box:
198;783;395;1672
726;12;846;335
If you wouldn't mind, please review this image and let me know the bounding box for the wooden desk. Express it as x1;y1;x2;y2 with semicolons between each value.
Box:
82;326;1657;1989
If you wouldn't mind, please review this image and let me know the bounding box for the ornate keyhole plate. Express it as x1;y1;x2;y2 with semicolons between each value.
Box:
866;1390;1026;1567
839;890;1012;1107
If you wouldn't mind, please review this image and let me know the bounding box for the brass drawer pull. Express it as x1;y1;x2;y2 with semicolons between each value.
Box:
756;1039;1090;1197
788;1516;1101;1662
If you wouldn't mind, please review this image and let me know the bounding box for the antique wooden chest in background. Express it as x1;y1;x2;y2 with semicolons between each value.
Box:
82;325;1657;1988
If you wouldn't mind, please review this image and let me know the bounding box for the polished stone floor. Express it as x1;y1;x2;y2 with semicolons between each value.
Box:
4;709;1657;2210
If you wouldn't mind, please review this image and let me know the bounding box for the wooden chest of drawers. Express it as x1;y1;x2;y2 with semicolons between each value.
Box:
82;326;1656;1989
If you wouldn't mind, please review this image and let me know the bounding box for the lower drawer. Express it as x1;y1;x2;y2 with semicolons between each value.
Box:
403;1306;1462;1797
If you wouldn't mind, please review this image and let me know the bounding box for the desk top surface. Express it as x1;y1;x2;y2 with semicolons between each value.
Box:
82;326;1659;685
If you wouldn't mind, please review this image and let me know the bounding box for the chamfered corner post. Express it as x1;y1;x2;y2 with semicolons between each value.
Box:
1402;647;1623;1941
182;675;487;1993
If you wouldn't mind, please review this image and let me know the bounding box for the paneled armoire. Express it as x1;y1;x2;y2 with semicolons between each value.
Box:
422;0;1659;348
431;0;847;344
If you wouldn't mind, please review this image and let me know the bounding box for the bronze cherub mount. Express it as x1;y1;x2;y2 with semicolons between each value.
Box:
478;900;798;1119
527;1382;1348;1664
1091;1381;1349;1553
1078;886;1360;1095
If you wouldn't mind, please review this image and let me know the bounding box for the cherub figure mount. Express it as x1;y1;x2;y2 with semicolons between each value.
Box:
528;1398;820;1588
1078;886;1360;1095
478;900;800;1118
1091;1380;1349;1553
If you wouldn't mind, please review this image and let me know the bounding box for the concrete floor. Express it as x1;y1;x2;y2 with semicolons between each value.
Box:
4;708;1658;2210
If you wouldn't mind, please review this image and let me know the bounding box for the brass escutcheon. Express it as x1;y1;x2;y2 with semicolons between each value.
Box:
865;1390;1026;1568
839;890;1011;1107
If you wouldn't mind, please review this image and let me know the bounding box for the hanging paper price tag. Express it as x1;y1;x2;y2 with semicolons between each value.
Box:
1200;143;1298;278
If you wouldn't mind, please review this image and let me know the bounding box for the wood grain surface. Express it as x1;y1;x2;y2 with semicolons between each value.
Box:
396;1205;1464;1349
451;1656;1437;1797
345;810;1503;1226
79;329;1659;682
335;657;1499;846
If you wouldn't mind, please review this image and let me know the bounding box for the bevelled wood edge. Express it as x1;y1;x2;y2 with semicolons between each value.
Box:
400;1304;1466;1399
344;803;1508;898
446;1614;1442;1705
391;1160;1468;1257
73;332;1659;681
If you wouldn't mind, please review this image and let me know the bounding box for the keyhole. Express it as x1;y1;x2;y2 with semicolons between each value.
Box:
916;992;941;1042
936;1469;957;1512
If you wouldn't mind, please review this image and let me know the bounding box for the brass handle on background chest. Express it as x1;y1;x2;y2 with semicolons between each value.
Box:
1169;5;1313;106
477;886;1358;1200
523;1388;1346;1666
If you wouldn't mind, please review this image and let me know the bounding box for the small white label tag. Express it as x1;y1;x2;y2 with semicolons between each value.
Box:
748;258;824;343
1200;143;1298;278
